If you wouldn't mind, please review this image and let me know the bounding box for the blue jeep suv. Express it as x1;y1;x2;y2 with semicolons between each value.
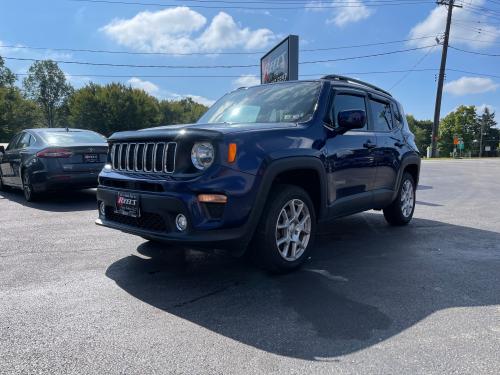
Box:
96;75;420;272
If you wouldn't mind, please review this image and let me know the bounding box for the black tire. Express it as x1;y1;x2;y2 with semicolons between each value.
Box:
383;172;416;226
22;171;38;202
0;175;8;191
251;184;316;273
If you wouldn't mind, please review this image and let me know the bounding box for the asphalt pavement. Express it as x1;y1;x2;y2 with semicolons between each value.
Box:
1;159;499;374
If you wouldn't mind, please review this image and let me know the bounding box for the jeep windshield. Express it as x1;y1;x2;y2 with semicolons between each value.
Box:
198;81;321;124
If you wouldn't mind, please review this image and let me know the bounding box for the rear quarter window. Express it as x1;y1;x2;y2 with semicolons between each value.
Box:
370;99;393;132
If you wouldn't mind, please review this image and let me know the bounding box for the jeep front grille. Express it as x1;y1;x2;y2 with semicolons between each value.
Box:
110;142;177;173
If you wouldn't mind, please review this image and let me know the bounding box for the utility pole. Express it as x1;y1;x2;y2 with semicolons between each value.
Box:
431;0;461;158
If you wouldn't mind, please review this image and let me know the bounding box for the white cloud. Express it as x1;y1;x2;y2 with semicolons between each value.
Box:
165;92;215;107
124;77;214;106
477;103;496;114
101;7;275;53
232;74;260;88
65;73;91;89
127;77;160;95
307;1;372;27
408;0;499;49
444;76;499;96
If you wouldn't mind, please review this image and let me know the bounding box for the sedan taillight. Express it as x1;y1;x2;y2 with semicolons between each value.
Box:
36;148;73;158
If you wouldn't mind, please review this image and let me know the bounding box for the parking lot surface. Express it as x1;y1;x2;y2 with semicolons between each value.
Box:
1;159;499;374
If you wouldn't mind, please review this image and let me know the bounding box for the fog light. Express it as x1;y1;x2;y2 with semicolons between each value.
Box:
99;201;106;217
175;214;188;231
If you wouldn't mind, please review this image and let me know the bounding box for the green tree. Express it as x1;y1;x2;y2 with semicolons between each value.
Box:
438;105;478;156
159;97;207;125
477;107;499;156
406;115;432;154
0;87;44;141
68;82;162;135
67;83;208;136
23;60;73;127
0;56;16;88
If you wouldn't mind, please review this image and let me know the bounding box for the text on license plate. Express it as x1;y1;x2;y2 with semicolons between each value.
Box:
83;154;99;163
115;192;140;218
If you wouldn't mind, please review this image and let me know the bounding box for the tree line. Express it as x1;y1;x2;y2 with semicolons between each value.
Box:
0;57;207;142
1;56;498;157
407;106;499;157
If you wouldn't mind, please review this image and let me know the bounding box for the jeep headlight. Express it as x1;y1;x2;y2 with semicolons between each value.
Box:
191;142;214;170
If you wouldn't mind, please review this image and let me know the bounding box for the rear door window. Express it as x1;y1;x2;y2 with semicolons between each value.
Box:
370;99;393;132
16;133;32;149
6;134;21;151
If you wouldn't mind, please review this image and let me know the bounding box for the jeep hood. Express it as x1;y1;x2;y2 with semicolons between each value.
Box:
108;122;298;142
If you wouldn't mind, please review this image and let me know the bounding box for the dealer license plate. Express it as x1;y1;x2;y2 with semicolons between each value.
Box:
115;192;140;218
83;153;99;163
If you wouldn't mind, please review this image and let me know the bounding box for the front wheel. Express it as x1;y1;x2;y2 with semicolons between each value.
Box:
383;172;416;226
252;184;316;273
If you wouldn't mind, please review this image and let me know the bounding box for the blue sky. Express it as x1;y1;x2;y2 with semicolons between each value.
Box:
1;0;499;120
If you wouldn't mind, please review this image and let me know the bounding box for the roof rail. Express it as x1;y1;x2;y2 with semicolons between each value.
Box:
322;74;392;97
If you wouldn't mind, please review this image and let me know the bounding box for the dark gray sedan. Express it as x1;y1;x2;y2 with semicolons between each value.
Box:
0;128;108;201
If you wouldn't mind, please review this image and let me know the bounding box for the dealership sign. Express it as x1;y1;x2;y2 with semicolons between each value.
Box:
260;35;299;84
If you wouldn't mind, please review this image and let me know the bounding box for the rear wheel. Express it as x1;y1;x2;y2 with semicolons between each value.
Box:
252;184;316;273
22;171;38;202
383;172;416;226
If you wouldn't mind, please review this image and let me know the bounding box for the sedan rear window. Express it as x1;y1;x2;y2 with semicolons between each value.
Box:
42;131;107;145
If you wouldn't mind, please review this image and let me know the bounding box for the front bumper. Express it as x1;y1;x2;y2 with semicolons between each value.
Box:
95;167;259;253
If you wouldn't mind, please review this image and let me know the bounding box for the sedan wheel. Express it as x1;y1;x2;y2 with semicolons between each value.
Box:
22;172;37;202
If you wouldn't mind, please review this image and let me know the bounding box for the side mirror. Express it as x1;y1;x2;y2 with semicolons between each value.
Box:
338;110;366;131
0;146;4;154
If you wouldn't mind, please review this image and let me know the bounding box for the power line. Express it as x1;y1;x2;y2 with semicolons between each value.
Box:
452;24;500;37
390;44;437;89
2;45;437;69
449;45;500;56
68;0;436;9
12;67;498;80
0;36;440;57
447;68;500;78
12;68;440;79
88;0;449;4
452;36;500;44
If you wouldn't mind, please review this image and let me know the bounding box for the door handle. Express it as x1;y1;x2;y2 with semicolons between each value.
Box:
394;141;404;148
363;140;376;149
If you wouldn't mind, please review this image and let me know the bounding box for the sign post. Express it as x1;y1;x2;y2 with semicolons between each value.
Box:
260;35;299;84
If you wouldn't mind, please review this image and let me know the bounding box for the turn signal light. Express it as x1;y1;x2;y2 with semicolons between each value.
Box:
228;143;237;163
198;194;228;204
36;148;72;158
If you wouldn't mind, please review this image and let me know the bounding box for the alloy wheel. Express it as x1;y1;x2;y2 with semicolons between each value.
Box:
23;173;32;201
400;179;414;218
275;198;311;261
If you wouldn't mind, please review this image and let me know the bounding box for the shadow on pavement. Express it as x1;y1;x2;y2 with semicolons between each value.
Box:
105;213;500;360
0;188;97;212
